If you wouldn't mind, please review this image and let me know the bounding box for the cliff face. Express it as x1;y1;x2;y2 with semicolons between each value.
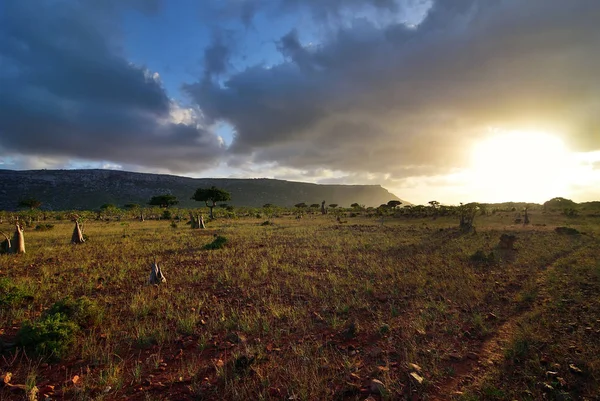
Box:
0;169;405;211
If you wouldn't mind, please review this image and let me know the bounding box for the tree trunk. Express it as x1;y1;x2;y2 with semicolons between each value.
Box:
199;215;205;229
523;209;530;224
140;211;145;222
71;221;85;244
11;224;25;254
0;231;10;254
321;201;327;215
148;262;166;285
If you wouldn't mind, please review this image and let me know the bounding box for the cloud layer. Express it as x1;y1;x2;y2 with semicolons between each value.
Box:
0;0;225;172
186;0;600;178
0;0;598;189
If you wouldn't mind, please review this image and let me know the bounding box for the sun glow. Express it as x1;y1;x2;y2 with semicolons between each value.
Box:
469;130;575;203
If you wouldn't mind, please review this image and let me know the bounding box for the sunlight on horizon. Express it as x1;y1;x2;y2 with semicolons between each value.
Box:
467;130;577;203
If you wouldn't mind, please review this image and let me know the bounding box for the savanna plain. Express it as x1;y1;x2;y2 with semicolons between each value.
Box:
1;208;599;400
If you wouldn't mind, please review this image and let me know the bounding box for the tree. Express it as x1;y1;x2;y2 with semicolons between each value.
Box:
148;194;179;208
294;202;307;208
19;198;42;210
428;200;440;209
328;204;339;209
192;186;231;219
387;200;402;209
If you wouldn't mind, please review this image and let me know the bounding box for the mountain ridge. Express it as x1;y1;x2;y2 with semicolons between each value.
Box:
0;169;405;211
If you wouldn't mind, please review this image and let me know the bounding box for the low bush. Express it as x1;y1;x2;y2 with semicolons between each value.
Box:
203;235;228;250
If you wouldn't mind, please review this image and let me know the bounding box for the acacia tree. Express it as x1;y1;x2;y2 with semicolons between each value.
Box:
387;200;402;210
192;186;231;219
18;198;42;210
148;194;179;208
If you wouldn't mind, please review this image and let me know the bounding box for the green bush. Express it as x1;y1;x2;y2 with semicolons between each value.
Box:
34;224;55;231
203;235;228;250
18;313;79;359
0;278;33;306
46;296;102;327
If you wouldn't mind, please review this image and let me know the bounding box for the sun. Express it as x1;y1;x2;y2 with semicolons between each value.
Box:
469;130;574;203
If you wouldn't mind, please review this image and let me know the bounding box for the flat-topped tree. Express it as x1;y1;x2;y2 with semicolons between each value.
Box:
387;200;402;210
148;194;179;208
18;198;42;210
192;186;231;219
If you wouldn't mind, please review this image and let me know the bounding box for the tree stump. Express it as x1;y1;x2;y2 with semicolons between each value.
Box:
189;213;205;229
71;221;85;244
148;262;166;285
11;224;25;254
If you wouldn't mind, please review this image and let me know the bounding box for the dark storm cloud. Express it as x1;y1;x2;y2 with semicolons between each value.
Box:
0;0;224;171
185;0;600;177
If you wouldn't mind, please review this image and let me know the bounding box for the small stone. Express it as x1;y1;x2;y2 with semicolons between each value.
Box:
540;382;554;392
546;371;559;378
369;379;386;395
486;312;498;320
410;372;424;384
467;352;478;360
568;364;583;375
408;363;422;372
449;353;462;361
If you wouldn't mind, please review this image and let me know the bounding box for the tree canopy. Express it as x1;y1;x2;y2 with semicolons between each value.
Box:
18;198;42;210
387;200;402;209
148;194;179;208
192;187;231;218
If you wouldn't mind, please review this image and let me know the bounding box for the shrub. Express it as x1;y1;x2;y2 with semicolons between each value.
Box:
470;250;496;266
203;235;228;250
46;296;102;327
34;224;54;231
0;278;33;306
555;226;580;236
18;313;79;359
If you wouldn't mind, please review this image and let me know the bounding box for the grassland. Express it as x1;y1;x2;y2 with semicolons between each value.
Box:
1;210;599;400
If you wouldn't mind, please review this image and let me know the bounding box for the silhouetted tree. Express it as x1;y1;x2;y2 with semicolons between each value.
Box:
148;194;179;208
18;198;42;210
387;200;402;209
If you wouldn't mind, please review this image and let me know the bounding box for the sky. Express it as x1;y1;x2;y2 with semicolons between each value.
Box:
1;0;599;205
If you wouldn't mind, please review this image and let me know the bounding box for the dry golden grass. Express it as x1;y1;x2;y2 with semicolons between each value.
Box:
0;210;598;400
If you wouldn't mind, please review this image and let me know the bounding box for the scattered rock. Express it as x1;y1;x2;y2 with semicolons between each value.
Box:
449;353;462;361
408;363;422;372
410;372;424;384
466;352;478;360
369;379;386;395
540;382;554;392
568;364;583;375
